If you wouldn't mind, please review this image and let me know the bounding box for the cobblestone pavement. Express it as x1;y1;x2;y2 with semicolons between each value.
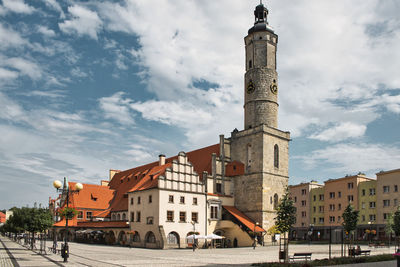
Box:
0;235;398;267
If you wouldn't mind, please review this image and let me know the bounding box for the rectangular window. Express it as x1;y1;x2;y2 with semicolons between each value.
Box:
216;183;222;193
149;195;152;203
167;211;174;222
301;200;306;206
210;205;219;219
319;194;324;201
192;212;198;223
369;188;376;195
313;195;316;201
130;212;134;222
369;214;376;221
329;216;335;222
362;202;365;209
395;185;398;192
86;211;92;220
329;192;335;199
329;204;335;211
169;195;174;203
338;204;342;210
136;211;141;222
383;199;391;207
395;199;398;206
369;202;376;208
362;215;365;221
313;206;316;212
348;182;354;189
383;213;389;220
313;217;316;224
193;197;198;205
338;191;342;198
137;196;141;204
383;186;390;193
348;195;354;202
179;212;186;222
319;217;324;223
294;196;297;203
131;198;134;205
338;216;341;222
301;211;306;217
77;211;83;219
362;189;365;196
146;216;154;225
319;206;324;213
180;196;185;204
301;189;306;195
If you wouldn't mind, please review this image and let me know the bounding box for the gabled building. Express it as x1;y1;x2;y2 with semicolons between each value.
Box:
51;2;290;249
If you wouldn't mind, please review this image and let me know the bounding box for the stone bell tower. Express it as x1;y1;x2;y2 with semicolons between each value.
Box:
228;2;290;234
244;2;278;130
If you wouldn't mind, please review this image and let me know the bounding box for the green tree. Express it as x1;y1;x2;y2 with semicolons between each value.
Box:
274;189;296;262
393;207;400;249
385;213;395;247
342;204;359;256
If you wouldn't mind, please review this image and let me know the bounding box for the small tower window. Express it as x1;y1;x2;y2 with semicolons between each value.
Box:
274;144;279;168
274;194;279;209
249;60;252;69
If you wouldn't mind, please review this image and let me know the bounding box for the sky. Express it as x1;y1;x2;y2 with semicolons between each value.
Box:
0;0;399;209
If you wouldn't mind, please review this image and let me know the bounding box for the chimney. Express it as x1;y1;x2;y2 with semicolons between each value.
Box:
159;154;166;166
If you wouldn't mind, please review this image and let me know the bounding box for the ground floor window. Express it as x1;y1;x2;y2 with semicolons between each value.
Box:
145;231;156;243
167;232;179;244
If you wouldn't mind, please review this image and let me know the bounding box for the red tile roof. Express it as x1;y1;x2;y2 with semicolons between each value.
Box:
0;212;6;223
225;161;245;177
223;206;265;232
54;218;77;227
68;182;115;210
108;144;220;212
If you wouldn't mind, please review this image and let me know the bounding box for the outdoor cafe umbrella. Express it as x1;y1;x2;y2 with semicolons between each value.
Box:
205;233;224;239
186;234;206;242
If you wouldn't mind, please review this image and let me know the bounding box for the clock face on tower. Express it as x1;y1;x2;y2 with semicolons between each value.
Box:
270;79;278;95
247;80;255;94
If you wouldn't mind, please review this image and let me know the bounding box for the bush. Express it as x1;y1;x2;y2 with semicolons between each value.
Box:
253;254;394;266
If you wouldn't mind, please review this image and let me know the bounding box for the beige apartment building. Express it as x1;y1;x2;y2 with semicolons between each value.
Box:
289;182;323;239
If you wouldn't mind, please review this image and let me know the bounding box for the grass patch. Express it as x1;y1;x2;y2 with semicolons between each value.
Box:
252;254;395;266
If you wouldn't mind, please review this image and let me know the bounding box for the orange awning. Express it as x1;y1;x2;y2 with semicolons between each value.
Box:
223;206;265;232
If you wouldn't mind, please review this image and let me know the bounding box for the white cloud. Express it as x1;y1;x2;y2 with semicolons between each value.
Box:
25;90;65;98
297;142;400;174
0;24;28;49
42;0;65;18
310;122;367;142
1;57;42;80
37;25;56;37
98;92;135;125
0;67;18;80
59;5;103;40
0;92;25;121
2;0;35;14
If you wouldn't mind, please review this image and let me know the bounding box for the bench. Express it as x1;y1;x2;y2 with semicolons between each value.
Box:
290;253;312;262
359;250;371;256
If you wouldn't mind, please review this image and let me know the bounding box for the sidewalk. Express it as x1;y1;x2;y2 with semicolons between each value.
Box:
0;235;63;267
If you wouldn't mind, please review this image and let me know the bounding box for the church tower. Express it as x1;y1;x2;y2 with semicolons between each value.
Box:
229;2;290;235
244;2;278;129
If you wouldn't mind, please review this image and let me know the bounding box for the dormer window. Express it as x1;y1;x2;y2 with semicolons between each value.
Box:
91;194;97;201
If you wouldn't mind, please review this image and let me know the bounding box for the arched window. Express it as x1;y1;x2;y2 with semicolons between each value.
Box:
145;231;156;243
112;214;116;221
133;232;140;242
274;144;279;168
167;232;179;244
249;60;252;69
122;213;126;221
117;214;120;221
246;144;252;171
274;193;279;210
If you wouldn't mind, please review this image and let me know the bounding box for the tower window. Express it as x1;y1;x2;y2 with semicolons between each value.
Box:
274;144;279;168
249;60;252;69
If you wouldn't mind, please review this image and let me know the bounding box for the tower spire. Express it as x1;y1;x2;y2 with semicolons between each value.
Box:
254;1;268;24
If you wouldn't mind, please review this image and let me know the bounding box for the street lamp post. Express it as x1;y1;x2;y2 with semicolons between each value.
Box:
329;223;332;260
253;222;259;250
191;221;196;252
53;177;83;263
368;221;372;245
